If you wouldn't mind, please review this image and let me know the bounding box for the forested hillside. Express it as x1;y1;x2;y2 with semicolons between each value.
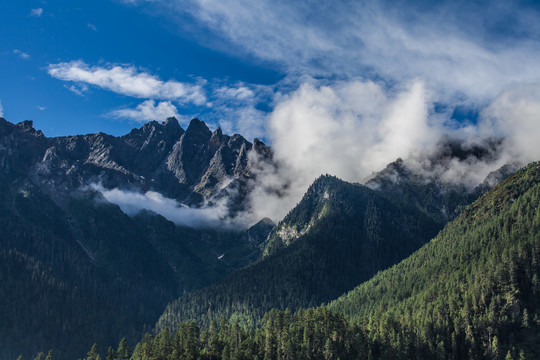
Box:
328;161;540;359
83;161;539;360
0;174;265;360
156;175;441;330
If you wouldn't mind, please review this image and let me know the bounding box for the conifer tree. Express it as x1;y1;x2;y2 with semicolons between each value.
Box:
116;338;131;360
44;350;54;360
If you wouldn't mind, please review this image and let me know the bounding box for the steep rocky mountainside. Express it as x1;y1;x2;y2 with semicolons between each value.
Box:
0;117;274;360
0;117;271;208
263;146;517;258
364;138;519;225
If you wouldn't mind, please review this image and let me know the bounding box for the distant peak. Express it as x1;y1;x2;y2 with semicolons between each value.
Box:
164;117;179;127
256;217;276;227
186;118;210;134
212;126;223;138
16;120;34;130
163;117;183;134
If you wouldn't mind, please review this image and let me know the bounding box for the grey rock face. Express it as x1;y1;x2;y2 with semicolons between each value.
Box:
0;117;272;209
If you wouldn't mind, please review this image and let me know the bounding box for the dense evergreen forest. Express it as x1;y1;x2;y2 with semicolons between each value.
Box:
67;161;539;360
156;175;441;330
0;172;264;360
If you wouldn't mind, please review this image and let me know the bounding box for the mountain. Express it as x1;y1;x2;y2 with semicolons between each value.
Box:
156;174;442;330
365;138;520;225
0;117;273;360
155;142;520;334
1;116;524;359
0;117;271;207
327;161;540;359
103;164;539;360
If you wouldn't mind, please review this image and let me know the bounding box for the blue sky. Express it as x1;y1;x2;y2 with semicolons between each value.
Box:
1;1;540;163
0;0;281;137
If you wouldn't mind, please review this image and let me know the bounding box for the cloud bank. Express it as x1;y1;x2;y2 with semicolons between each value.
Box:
244;78;540;222
149;0;540;103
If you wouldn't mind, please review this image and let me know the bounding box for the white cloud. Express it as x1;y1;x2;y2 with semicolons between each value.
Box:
92;184;231;228
66;83;89;96
245;79;442;221
244;77;540;222
138;0;540;104
87;23;97;31
110;99;181;123
30;8;43;17
48;61;206;105
36;106;46;111
13;49;30;59
0;99;4;118
481;83;540;164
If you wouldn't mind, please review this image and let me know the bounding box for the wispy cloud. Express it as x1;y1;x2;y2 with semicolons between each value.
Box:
48;60;206;105
110;99;180;123
66;83;89;96
92;184;231;228
207;82;273;140
36;106;46;111
13;49;30;59
87;23;97;31
0;99;4;118
29;8;43;17
139;0;540;103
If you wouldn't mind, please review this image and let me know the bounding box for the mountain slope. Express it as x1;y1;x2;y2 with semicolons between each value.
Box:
0;117;275;360
109;162;539;360
0;171;270;360
156;175;441;330
328;161;540;359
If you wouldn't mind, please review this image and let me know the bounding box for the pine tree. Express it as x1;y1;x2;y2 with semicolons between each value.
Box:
117;338;131;360
45;350;54;360
106;347;115;360
86;344;99;360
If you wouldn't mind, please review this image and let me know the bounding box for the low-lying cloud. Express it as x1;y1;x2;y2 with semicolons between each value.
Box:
92;184;230;228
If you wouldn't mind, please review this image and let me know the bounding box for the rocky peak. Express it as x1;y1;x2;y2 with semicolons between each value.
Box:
212;127;223;139
252;138;272;158
185;118;211;139
245;217;276;244
163;117;181;130
16;120;44;137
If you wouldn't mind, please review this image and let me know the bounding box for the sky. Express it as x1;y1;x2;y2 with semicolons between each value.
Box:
2;0;540;225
